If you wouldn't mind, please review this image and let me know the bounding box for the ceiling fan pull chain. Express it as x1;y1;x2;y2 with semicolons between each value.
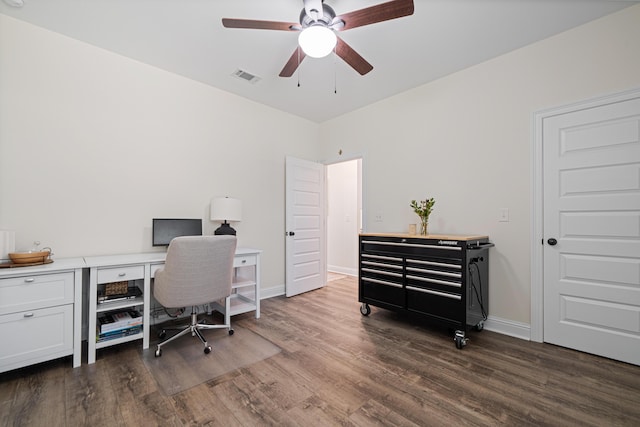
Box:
334;46;337;94
297;47;301;87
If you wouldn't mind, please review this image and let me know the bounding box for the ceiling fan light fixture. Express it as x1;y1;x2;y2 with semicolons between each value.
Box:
298;25;336;58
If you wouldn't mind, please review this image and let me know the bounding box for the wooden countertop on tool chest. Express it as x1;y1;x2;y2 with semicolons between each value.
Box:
360;233;489;241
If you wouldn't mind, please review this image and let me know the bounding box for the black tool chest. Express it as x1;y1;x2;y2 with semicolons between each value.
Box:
358;233;493;349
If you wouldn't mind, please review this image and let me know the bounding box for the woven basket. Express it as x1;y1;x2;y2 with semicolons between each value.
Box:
105;281;129;296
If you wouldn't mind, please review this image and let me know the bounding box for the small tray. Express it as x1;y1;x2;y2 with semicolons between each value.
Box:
0;259;54;268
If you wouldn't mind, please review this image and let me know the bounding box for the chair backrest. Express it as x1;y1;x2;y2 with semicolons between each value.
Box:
153;235;237;308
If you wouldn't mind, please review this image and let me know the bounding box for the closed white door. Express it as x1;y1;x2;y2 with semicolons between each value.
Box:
285;156;326;297
543;95;640;365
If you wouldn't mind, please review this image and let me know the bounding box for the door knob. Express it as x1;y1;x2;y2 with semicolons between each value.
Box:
547;238;557;246
286;231;295;236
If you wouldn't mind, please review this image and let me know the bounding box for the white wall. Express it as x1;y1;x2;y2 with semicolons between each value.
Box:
2;5;640;332
318;5;640;331
0;15;320;295
327;159;360;276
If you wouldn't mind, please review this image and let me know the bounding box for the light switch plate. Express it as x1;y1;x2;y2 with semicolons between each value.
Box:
499;208;509;222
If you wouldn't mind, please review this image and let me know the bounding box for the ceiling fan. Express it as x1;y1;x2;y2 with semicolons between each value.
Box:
222;0;414;77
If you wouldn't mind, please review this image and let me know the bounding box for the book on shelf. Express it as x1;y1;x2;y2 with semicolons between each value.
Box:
98;309;142;333
98;286;142;304
96;325;142;342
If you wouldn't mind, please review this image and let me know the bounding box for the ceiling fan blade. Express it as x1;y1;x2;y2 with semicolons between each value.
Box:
335;37;373;76
279;47;307;77
336;0;414;31
222;18;299;31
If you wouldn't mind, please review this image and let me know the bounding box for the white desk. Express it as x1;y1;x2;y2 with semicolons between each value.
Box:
0;258;85;373
84;248;261;364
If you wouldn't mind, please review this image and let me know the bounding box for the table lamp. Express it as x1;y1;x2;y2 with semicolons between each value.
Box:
211;197;242;235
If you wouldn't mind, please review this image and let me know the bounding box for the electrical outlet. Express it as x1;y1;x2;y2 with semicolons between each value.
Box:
374;213;383;222
499;208;510;222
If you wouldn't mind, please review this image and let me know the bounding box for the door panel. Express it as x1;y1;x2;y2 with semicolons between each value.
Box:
543;95;640;365
285;156;326;297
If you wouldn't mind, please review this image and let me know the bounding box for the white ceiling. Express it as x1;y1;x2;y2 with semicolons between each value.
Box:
1;0;637;123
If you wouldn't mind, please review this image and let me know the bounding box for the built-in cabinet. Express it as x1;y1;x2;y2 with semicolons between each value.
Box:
359;233;493;349
0;259;84;373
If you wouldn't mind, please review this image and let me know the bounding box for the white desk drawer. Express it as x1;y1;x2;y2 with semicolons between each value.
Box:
0;272;74;315
97;265;144;284
234;255;257;268
0;304;73;372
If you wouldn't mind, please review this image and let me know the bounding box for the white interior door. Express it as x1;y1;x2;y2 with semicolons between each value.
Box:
285;156;326;297
543;94;640;365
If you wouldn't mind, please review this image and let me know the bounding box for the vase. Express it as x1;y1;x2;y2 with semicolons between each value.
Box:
420;220;428;236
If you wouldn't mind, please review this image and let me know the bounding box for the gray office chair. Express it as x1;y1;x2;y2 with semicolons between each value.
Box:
153;235;237;357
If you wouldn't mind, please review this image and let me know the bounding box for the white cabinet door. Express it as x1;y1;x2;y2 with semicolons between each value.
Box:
0;304;73;372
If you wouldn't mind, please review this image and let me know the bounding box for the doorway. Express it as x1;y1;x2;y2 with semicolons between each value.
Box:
327;158;362;279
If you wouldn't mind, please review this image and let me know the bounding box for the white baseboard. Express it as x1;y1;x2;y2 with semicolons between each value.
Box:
484;316;531;341
260;284;285;300
328;265;358;276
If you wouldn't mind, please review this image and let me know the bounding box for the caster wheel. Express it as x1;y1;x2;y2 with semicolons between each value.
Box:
228;329;234;336
158;330;167;339
360;303;371;316
204;346;212;354
475;321;484;332
455;336;464;349
155;348;162;357
454;331;468;349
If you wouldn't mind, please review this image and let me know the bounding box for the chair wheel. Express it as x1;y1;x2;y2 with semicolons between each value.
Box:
155;348;162;357
158;330;166;339
204;346;212;354
228;329;234;336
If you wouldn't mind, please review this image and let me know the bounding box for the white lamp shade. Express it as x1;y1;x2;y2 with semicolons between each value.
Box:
211;197;242;222
298;26;337;58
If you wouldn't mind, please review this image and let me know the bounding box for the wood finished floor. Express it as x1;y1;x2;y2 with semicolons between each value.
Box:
1;275;640;426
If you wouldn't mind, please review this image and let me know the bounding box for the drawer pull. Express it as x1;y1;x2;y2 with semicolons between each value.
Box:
24;278;35;283
407;286;461;300
363;278;403;288
362;268;402;278
242;260;247;264
406;275;461;288
362;254;403;262
23;312;34;318
362;261;402;270
406;267;461;279
407;259;461;269
118;273;126;277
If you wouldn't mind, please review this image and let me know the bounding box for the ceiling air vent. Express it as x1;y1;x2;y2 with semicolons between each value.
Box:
232;69;261;84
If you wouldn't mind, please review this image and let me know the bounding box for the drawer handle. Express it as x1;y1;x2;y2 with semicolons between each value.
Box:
24;278;35;283
118;273;126;277
23;312;34;318
241;260;247;264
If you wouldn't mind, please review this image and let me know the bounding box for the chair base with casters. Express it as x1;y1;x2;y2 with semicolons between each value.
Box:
154;296;233;357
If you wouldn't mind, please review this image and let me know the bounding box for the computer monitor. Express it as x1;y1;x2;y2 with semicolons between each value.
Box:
152;218;202;246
